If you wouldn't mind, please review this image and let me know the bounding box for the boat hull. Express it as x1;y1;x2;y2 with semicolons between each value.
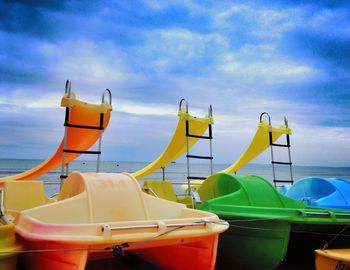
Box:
281;224;350;269
216;218;290;270
315;249;350;270
20;234;219;270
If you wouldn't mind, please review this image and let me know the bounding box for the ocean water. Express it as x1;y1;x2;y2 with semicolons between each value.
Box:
1;158;350;197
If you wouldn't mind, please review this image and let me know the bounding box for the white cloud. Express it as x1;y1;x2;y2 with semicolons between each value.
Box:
117;101;177;116
216;48;320;84
210;3;305;38
0;92;59;110
138;28;229;71
308;8;350;37
142;0;206;15
39;40;142;87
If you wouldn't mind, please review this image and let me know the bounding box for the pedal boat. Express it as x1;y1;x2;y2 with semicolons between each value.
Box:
14;172;228;270
315;249;350;270
287;177;350;210
198;173;350;270
0;180;57;270
0;222;21;270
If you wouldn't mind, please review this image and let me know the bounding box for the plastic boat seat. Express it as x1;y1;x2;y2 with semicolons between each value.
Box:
18;172;212;225
57;172;150;223
198;173;241;202
3;181;56;218
286;177;350;210
142;180;193;207
236;175;286;207
199;173;287;208
286;177;335;203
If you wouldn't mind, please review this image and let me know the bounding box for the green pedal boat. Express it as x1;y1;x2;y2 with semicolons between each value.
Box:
198;173;350;270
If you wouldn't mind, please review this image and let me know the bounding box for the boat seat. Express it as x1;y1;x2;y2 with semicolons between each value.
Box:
142;180;193;207
57;172;151;223
22;172;199;224
198;173;241;202
3;181;56;219
199;173;287;208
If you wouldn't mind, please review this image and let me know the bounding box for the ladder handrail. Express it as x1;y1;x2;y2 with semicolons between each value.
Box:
102;89;112;105
59;81;112;189
179;98;189;113
65;79;72;97
260;112;271;124
184;102;214;199
264;113;294;188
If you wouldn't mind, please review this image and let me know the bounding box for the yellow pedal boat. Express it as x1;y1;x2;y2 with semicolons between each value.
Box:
0;180;57;270
0;222;21;270
14;172;228;270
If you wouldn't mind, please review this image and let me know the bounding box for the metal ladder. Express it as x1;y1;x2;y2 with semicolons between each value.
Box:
179;99;213;198
59;80;112;189
260;112;293;189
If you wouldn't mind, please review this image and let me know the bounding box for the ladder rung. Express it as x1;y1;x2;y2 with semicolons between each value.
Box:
59;175;67;179
271;143;290;147
274;180;294;183
271;161;292;165
65;123;103;130
187;134;212;139
187;176;207;180
63;149;101;155
186;155;213;160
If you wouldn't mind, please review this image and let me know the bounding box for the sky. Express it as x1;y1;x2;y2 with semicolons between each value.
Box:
0;0;350;167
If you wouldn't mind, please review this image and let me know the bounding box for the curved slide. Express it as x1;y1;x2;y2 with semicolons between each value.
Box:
0;92;112;182
221;120;291;174
132;109;213;180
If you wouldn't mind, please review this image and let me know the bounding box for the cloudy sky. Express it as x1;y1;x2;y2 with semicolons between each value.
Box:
0;0;350;167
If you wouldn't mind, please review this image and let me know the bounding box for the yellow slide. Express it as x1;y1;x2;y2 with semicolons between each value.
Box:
221;118;291;174
0;91;112;183
132;108;213;180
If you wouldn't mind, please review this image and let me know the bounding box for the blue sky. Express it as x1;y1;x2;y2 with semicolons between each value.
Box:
0;0;350;166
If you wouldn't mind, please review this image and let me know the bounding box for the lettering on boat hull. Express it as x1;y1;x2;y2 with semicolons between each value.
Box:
335;261;350;270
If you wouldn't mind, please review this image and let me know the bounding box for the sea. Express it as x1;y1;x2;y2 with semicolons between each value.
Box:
1;158;350;197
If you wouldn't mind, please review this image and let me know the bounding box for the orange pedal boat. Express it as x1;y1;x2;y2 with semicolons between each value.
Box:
315;249;350;270
14;172;228;270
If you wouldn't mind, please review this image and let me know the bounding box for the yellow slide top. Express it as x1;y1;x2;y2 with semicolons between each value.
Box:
132;102;213;180
221;115;291;174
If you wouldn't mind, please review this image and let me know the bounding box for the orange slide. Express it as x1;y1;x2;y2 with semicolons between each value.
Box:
0;89;112;183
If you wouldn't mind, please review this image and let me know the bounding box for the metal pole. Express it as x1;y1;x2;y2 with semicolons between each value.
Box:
284;117;294;184
287;137;294;183
96;129;102;173
209;137;213;175
96;89;112;173
180;98;191;197
60;80;71;190
108;221;206;231
270;143;276;184
186;122;191;197
161;167;165;181
209;105;213;175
